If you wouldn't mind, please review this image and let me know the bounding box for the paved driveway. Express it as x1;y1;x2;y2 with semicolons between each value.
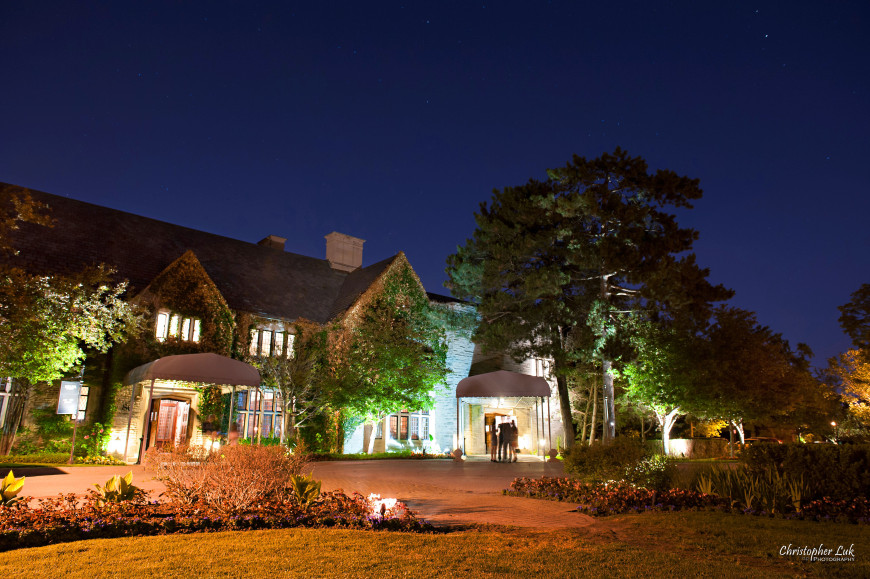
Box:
12;458;593;529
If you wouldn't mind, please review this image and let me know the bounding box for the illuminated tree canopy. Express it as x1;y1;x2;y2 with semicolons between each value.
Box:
0;187;140;453
326;260;449;453
446;148;731;446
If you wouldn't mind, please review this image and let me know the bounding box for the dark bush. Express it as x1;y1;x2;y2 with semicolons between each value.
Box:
742;443;870;502
506;475;870;523
563;438;676;490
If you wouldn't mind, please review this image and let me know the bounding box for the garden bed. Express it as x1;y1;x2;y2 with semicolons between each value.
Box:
506;475;870;523
0;491;433;552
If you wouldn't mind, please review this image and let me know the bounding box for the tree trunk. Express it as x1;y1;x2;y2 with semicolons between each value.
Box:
729;420;735;458
658;407;681;455
732;419;745;444
365;418;381;455
600;275;616;442
96;347;114;424
554;372;575;448
640;413;646;443
0;378;29;455
602;359;615;441
588;382;598;445
334;410;343;453
579;386;592;444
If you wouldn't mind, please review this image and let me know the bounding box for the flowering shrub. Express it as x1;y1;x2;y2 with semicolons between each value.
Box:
801;496;870;524
0;489;433;552
80;423;111;456
506;476;726;516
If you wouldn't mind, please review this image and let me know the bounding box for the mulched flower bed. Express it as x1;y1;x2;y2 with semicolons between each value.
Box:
505;476;870;524
0;491;434;552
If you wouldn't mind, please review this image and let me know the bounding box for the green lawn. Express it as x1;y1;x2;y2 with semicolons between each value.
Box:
1;511;866;578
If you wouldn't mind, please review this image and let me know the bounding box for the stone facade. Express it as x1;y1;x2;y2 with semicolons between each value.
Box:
343;303;567;457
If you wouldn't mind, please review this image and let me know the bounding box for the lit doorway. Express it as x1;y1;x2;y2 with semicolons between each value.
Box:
150;398;190;448
484;412;509;454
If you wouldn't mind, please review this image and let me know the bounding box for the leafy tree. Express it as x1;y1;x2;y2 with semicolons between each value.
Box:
838;284;870;353
700;307;832;447
0;188;140;453
255;321;329;444
446;148;731;446
827;349;870;430
326;261;449;453
621;320;702;454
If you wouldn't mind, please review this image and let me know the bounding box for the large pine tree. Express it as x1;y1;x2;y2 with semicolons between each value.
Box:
446;149;731;445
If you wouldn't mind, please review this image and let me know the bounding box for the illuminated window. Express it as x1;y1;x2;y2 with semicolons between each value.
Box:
250;327;293;358
156;312;169;340
274;332;284;357
260;330;272;356
77;386;89;421
155;311;200;342
234;389;282;440
388;410;429;441
169;314;180;337
249;329;259;356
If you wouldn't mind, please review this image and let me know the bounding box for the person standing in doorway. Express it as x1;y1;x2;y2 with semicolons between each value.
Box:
489;422;498;462
510;420;519;462
497;420;510;462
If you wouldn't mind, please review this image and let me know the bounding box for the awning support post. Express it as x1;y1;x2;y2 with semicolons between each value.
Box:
455;398;459;452
137;378;156;464
547;395;552;452
122;381;137;463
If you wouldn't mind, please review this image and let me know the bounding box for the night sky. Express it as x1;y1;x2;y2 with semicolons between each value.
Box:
2;2;868;368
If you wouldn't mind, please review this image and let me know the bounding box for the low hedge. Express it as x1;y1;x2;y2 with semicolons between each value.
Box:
742;443;870;502
309;450;448;461
507;476;870;523
0;453;69;465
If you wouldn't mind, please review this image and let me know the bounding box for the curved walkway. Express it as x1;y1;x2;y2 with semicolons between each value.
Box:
13;458;594;529
310;458;593;528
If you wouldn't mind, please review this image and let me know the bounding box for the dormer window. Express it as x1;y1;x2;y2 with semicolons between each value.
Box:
155;310;201;342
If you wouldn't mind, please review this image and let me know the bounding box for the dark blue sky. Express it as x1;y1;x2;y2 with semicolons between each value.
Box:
2;2;868;367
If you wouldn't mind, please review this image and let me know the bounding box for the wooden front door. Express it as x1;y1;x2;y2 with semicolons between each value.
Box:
151;399;190;448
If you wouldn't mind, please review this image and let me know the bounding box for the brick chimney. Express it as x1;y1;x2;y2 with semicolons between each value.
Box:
325;232;364;272
257;235;287;250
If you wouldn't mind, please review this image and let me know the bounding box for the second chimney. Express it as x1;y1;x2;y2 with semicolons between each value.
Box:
258;235;287;250
325;232;365;272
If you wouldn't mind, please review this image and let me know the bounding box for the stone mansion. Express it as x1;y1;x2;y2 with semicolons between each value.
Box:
1;184;564;459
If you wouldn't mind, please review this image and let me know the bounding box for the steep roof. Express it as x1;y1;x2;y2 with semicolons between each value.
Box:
1;184;398;324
